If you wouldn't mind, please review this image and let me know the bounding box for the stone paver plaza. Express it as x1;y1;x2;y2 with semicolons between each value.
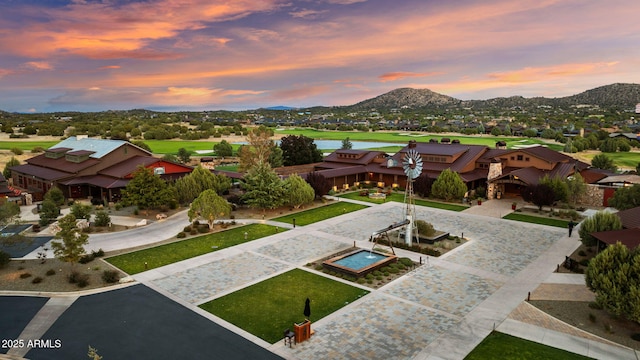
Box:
141;202;577;359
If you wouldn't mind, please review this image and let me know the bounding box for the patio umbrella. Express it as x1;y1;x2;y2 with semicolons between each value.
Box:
303;298;311;319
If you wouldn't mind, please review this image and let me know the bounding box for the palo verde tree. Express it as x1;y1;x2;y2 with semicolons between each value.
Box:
121;166;177;210
431;168;467;202
279;135;323;166
188;189;232;230
284;174;315;209
578;211;622;247
241;163;287;212
238;126;275;172
585;243;640;322
51;214;89;267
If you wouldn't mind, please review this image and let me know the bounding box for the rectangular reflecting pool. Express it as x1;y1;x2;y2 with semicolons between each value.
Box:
323;249;397;277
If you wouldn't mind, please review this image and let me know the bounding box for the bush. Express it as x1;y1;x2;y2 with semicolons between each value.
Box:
183;225;192;232
68;271;88;284
588;313;596;323
190;229;198;235
93;249;105;257
101;270;120;283
198;225;209;233
0;250;10;268
31;277;43;284
20;273;32;279
415;220;436;237
10;147;23;155
631;333;640;342
46;269;56;276
578;250;587;257
94;210;111;227
589;302;603;310
177;232;186;238
79;253;95;264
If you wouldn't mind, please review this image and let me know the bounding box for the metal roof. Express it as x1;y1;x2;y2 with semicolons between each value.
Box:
50;137;132;159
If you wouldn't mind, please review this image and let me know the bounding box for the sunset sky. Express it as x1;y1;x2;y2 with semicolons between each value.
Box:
0;0;638;113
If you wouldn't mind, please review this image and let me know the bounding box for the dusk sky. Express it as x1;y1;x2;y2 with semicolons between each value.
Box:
0;0;638;113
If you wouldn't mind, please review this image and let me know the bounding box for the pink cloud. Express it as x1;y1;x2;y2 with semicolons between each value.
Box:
24;61;53;70
379;72;440;82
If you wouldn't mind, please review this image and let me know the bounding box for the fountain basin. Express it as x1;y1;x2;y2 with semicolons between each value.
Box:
323;249;397;278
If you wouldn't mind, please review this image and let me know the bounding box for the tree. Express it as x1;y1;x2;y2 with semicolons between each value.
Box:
431;168;467;202
591;154;616;172
578;211;622;247
565;173;587;205
44;187;65;207
0;201;20;226
341;137;353;150
279;135;323;166
238;126;275;172
130;140;151;152
608;184;640;210
636;162;640;174
94;210;111;227
162;153;179;163
70;203;93;221
413;173;432;197
284;174;315;209
188;189;231;230
174;165;231;204
3;156;19;179
39;198;60;226
305;171;332;199
586;243;640;322
539;175;568;203
0;250;10;269
177;147;191;164
521;184;555;210
241;163;286;211
121;166;177;210
51;214;89;266
490;127;502;136
268;146;283;168
599;138;618;153
213;140;233;157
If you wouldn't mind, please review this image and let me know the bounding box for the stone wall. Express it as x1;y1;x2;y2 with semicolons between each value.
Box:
577;184;605;208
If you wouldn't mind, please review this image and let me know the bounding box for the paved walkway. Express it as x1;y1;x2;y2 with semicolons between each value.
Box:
4;198;640;359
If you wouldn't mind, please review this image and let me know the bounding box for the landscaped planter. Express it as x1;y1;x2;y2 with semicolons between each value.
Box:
400;230;449;244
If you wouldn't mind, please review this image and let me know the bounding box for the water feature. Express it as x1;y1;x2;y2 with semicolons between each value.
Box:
323;249;397;277
232;140;403;150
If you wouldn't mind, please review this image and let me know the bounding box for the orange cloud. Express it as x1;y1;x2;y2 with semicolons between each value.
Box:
99;65;121;70
379;72;440;82
24;61;53;70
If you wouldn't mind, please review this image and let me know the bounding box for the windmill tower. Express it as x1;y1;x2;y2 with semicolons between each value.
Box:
402;149;422;245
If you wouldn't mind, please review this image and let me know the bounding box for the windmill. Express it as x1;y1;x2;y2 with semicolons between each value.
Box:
401;149;422;245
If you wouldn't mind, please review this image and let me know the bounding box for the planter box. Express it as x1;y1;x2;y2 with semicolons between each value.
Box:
400;230;449;244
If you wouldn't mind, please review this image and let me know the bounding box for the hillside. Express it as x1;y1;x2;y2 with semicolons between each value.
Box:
343;83;640;111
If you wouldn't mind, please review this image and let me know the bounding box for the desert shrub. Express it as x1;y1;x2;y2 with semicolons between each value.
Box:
10;147;23;155
588;313;596;323
314;265;323;271
102;270;120;283
399;257;413;267
93;249;105;257
190;229;198;235
388;267;399;274
76;276;90;288
94;210;111;227
415;220;436;237
177;232;186;238
578;250;587;257
372;270;382;276
31;277;43;284
20;273;32;279
46;269;56;276
67;271;85;284
79;253;95;264
589;302;603;310
365;273;374;280
198;226;209;233
183;225;192;232
0;250;10;268
356;278;366;284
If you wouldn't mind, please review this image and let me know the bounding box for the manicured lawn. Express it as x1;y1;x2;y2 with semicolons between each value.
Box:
143;140;242;154
465;331;593;359
199;269;369;344
502;213;572;228
214;164;239;172
272;202;368;226
339;191;469;211
106;224;281;274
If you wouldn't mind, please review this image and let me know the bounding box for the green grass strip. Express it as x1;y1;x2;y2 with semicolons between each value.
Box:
272;202;368;226
200;269;369;344
465;331;593;360
338;191;468;211
502;213;572;228
106;224;282;274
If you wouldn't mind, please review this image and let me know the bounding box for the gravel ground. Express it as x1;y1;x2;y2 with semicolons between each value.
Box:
529;300;640;351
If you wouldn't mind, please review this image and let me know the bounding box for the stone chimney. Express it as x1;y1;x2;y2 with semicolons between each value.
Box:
487;159;502;180
408;140;417;148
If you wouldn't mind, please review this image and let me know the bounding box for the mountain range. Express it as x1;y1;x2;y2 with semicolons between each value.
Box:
344;83;640;112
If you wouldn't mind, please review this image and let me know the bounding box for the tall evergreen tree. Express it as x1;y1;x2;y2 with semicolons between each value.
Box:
431;168;466;202
241;163;287;212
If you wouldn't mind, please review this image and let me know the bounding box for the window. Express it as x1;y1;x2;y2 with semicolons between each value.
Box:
517;155;523;161
525;157;530;161
510;156;515;160
154;167;165;175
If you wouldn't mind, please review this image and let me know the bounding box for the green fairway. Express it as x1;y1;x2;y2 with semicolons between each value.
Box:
106;224;281;274
0;141;59;151
577;151;640;168
502;213;572;228
272;202;368;225
142;140;242;155
338;191;468;211
275;129;563;150
199;269;369;344
465;331;593;359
